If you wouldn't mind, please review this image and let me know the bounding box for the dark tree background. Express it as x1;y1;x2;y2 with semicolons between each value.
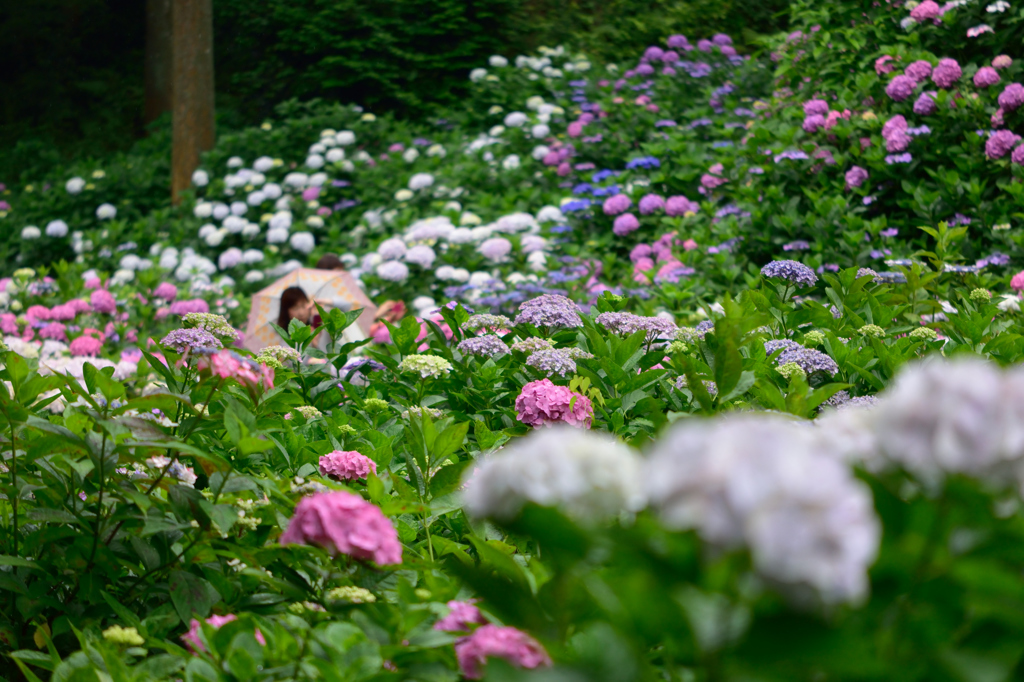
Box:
0;0;788;183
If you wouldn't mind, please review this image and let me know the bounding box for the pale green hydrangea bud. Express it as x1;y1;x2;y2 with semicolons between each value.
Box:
398;354;453;378
363;398;390;413
183;312;238;341
776;362;807;381
295;405;322;420
803;331;825;347
667;340;689;354
102;625;145;646
858;324;886;338
909;327;938;341
327;586;376;603
970;288;992;303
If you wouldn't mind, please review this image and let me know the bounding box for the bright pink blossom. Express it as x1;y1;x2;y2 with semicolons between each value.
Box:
90;289;117;314
181;615;265;654
39;323;67;342
70;336;102;357
279;490;403;565
26;306;50;322
1012;271;1024;291
515;379;593;429
319;450;377;481
435;601;487;632
153;282;178;302
455;625;551;679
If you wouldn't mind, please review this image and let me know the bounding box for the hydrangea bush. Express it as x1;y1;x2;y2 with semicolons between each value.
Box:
6;3;1024;680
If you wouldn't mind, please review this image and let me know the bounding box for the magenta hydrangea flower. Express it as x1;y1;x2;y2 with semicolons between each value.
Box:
886;75;917;102
931;58;962;88
665;196;699;216
913;91;937;115
612;213;640;236
986;130;1022;159
181;615;265;654
910;0;942;21
1012;144;1024;165
280;490;402;565
515;379;593;429
0;314;17;335
905;60;933;82
875;56;897;76
70;336;103;357
845;166;869;190
40;322;67;342
49;303;77;321
455;625;551;680
169;299;211;316
974;67;1001;88
434;600;487;632
602;194;632;215
1012;270;1024;290
90;289;117;314
26;305;50;321
803;99;829;116
319;450;377;481
153;282;178;302
638;194;665;214
803;115;826;132
998;83;1024;112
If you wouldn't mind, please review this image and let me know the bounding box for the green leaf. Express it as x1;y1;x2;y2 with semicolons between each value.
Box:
429;459;472;499
430;421;468;468
0;555;41;570
169;570;221;623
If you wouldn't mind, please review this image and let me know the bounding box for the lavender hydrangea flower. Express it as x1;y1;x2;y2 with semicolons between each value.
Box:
998;83;1024;112
931;58;961;88
904;60;932;82
514;294;583;329
913;91;937;115
161;328;223;354
457;334;509;358
764;339;802;356
776;347;839;376
885;75;917;102
760;260;818;287
527;348;582;376
465;314;512;333
845;166;868;189
986;130;1022;159
638;194;666;214
974;66;1001;89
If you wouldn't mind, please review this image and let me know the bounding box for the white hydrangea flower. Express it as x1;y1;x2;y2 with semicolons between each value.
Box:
326;148;345;163
253;156;274;172
376;260;409;282
488;125;506;137
309;142;326;155
531;124;550;139
262;183;282;200
489;55;508;68
45;220;69;238
284;172;308;188
502;154;521;170
470;68;488;82
646;414;880;606
426;144;446;158
241;222;261;238
194;202;213;218
204;229;226;247
290;232;315;254
21;226;40;240
266;227;289;244
377;238;407;260
531;145;551;161
450;268;470;283
402;148;420;163
409;173;434;190
212;203;230;220
227;157;244;168
336;131;356;146
230;201;248;216
65;177;86;194
96;203;117;220
536;205;564;223
119;254;141;270
405;244;436;268
463;427;644;521
244;270;265;283
412;295;436;313
395;189;414;202
306;216;324;229
191;170;210;187
242;249;264;264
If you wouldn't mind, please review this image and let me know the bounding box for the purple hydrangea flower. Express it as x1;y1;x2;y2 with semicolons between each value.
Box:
845;166;869;189
457;334;509;358
613;213;641;236
974;67;1001;89
932;58;962;88
913;91;937;115
764;339;802;356
760;260;818;287
602;194;632;215
905;60;933;82
803;115;826;133
776;347;839;376
526;348;586;376
638;194;666;214
665;196;699;216
514;294;583;329
886;75;917;102
803;99;829;116
986;130;1022;159
160;328;223;354
998;83;1024;112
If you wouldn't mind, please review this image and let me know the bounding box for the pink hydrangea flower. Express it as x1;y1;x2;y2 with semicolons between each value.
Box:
986;130;1021;159
169;299;210;316
683;238;698;250
802;115;826;133
319;450;377;481
70;336;103;357
515;379;593;429
885;75;917;102
455;625;551;679
434;600;487;632
998;83;1024;112
1012;271;1024;291
279;490;403;565
1012;144;1024;165
39;323;67;342
845;166;869;190
665;196;699;216
69;299;92;314
874;56;897;76
181;614;266;654
993;55;1013;70
84;277;102;290
202;350;274;390
90;289;117;314
26;305;51;322
153;282;178;302
49;303;77;321
567;121;584;137
910;0;942;21
0;314;18;335
974;67;1001;89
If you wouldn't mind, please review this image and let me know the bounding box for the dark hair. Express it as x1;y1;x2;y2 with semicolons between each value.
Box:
278;286;309;330
316;254;345;270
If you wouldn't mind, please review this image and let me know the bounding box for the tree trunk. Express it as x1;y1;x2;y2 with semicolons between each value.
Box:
171;0;215;204
144;0;173;125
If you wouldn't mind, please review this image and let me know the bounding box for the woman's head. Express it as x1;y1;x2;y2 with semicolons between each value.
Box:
278;287;312;329
316;254;345;270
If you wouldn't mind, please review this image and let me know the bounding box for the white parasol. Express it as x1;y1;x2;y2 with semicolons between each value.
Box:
242;268;377;353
